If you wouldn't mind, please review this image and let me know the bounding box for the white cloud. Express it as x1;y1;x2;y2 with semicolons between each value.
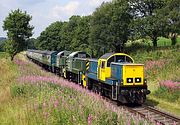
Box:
0;0;112;38
89;0;110;6
51;1;80;20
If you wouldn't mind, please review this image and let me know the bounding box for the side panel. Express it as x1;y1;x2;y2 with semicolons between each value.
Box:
111;64;122;80
72;59;87;74
51;54;57;66
89;61;98;74
59;57;66;66
87;61;98;81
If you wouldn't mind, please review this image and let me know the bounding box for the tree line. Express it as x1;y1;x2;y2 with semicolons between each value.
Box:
35;0;180;57
2;0;180;60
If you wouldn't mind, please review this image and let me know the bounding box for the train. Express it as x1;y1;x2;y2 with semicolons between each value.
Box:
26;49;150;104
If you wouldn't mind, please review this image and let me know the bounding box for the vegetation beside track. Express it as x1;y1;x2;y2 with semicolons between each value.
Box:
0;38;179;124
127;43;180;116
0;52;151;125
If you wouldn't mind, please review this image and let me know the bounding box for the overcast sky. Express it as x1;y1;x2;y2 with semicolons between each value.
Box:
0;0;112;38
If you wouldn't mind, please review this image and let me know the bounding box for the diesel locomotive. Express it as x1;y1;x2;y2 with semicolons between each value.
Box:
26;49;150;104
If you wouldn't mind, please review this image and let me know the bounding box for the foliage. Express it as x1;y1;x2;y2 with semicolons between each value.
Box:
26;38;36;49
34;0;180;57
70;16;91;52
36;16;91;53
36;21;63;51
89;0;132;57
3;9;33;60
0;38;6;52
126;44;180;115
60;15;91;51
129;0;180;47
154;86;180;102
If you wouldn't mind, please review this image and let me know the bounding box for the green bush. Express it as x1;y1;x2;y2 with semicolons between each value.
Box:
153;87;180;102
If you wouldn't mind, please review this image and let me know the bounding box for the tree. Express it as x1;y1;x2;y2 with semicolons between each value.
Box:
109;0;132;52
60;15;82;51
71;16;91;51
36;21;63;51
162;0;180;45
129;0;166;47
26;38;36;49
3;9;33;60
89;2;113;57
129;0;180;47
89;0;132;57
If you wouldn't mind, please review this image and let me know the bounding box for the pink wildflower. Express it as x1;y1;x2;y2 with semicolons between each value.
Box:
127;118;131;125
159;80;180;90
145;59;168;71
88;114;93;125
156;122;161;125
173;121;177;125
53;100;59;108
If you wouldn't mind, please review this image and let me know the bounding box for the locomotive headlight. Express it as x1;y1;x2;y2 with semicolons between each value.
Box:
135;78;141;83
127;78;133;83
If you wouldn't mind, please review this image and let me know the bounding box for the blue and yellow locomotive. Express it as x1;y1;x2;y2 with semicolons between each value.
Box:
27;50;150;104
86;53;150;104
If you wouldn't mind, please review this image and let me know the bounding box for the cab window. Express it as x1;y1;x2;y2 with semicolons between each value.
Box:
116;55;133;63
107;56;114;67
101;61;105;69
125;56;133;63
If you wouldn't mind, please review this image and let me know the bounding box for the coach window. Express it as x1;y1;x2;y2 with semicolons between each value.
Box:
101;61;105;69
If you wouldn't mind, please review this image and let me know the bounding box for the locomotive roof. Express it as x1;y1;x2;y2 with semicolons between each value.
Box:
74;57;89;60
89;59;98;62
28;49;57;55
99;53;133;60
43;51;57;55
99;53;115;59
68;51;87;58
28;49;46;54
57;50;71;57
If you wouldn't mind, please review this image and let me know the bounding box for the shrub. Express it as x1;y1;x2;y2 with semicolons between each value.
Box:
154;80;180;102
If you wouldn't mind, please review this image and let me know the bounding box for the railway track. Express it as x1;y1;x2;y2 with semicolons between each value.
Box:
102;96;180;125
125;104;180;125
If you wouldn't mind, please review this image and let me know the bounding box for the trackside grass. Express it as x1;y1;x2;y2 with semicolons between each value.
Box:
0;52;153;125
129;45;180;116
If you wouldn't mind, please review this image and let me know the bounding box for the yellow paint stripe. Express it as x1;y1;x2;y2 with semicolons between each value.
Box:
86;62;89;67
86;66;89;70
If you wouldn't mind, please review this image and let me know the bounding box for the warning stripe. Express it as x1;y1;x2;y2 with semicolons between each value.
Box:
86;61;89;70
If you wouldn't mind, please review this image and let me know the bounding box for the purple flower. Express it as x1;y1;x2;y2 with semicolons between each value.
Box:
156;122;161;125
88;114;93;125
159;80;180;90
145;59;168;71
53;100;59;108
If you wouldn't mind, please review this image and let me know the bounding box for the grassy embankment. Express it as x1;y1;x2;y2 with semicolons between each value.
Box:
0;52;152;125
126;37;180;116
0;37;179;124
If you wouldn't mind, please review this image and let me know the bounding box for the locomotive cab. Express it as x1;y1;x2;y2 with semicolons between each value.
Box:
98;53;134;82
